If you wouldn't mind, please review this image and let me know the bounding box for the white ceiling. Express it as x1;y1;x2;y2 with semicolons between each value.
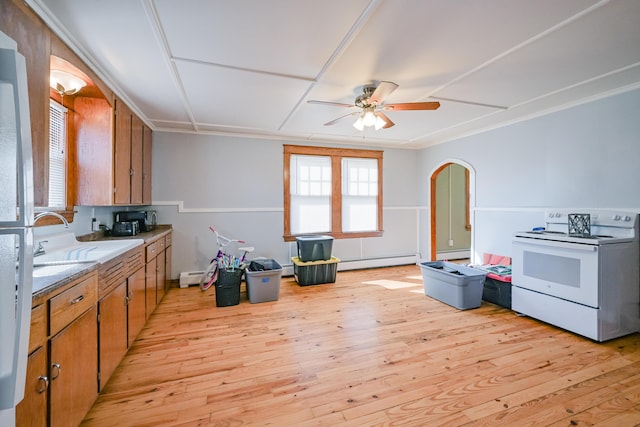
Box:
30;0;640;149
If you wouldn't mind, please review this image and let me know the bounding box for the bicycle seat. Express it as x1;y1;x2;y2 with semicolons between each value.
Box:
239;246;255;253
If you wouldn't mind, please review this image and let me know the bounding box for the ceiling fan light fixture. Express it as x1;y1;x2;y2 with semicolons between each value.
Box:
50;69;86;96
353;116;365;131
374;115;386;130
362;109;377;127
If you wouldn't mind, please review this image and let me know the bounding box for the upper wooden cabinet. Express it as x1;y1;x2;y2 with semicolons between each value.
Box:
114;99;144;205
142;123;153;205
1;0;152;208
74;96;151;206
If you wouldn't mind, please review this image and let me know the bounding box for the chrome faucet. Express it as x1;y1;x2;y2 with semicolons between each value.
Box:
34;211;69;228
34;240;48;257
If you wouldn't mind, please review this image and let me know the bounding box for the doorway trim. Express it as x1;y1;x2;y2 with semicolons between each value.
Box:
429;159;476;262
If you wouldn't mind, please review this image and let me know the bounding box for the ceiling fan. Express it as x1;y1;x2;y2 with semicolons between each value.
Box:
307;81;440;130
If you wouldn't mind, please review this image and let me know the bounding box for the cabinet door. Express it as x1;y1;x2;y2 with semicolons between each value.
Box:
114;98;132;205
16;346;48;427
130;114;143;204
98;282;128;390
142;124;152;204
50;306;98;427
165;244;172;294
156;249;166;303
145;257;157;319
127;267;146;346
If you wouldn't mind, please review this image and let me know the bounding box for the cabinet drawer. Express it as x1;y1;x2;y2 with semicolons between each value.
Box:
158;236;166;252
49;275;97;336
29;304;47;354
165;232;172;247
125;245;145;277
146;241;158;261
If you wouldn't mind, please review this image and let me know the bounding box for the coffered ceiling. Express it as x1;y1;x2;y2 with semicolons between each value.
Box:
29;0;640;148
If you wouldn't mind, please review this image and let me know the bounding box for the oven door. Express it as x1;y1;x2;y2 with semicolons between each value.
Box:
512;237;599;308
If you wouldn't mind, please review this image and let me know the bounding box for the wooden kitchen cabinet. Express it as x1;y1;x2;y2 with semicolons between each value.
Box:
144;231;172;317
142;124;153;205
114;99;144;205
97;245;145;389
98;282;128;390
18;272;98;427
127;266;147;346
46;272;99;427
49;305;98;427
75;96;150;206
165;238;173;293
16;346;48;427
16;304;48;426
145;240;158;318
156;237;167;303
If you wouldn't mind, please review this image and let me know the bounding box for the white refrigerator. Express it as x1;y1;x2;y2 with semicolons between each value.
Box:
0;30;35;426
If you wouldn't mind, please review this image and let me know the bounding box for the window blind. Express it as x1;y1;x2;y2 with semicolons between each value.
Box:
48;100;67;208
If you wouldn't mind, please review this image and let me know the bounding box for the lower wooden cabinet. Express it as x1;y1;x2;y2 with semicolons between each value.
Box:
127;267;146;346
18;229;172;426
50;304;98;427
156;248;166;303
145;255;157;319
98;282;128;390
15;346;48;427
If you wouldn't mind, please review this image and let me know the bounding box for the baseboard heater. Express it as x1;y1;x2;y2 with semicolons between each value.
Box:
179;255;418;288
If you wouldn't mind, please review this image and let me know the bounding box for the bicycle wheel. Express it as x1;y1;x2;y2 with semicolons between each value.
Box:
199;259;219;291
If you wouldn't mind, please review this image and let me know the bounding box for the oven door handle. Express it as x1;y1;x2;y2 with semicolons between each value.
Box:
513;237;598;252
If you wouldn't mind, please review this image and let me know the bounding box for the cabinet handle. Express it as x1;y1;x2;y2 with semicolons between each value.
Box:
51;363;61;380
37;376;49;393
71;295;84;304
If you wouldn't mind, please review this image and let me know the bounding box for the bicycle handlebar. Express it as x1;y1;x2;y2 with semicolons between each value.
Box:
209;226;246;247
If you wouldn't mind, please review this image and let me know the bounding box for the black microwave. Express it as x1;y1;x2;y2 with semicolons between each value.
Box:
114;210;157;232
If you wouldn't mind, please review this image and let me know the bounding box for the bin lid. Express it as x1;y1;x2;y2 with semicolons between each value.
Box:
295;235;334;241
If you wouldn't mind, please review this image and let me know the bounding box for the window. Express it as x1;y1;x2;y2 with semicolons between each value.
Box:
284;145;383;241
48;100;67;209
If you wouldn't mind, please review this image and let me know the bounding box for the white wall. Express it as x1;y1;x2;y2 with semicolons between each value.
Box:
418;88;640;263
150;136;424;277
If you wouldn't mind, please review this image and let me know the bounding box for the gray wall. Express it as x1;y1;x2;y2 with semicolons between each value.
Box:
65;87;640;278
150;136;424;277
418;88;640;263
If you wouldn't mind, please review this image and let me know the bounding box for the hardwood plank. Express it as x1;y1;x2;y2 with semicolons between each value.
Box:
82;265;640;426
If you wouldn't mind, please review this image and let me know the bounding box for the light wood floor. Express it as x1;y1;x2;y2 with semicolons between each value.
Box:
82;265;640;426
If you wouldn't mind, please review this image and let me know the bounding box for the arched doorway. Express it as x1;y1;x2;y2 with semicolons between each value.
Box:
429;161;475;261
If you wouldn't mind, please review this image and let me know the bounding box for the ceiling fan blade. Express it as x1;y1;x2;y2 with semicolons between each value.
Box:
369;81;399;105
308;100;355;108
384;101;441;111
324;111;360;126
377;112;395;129
428;96;508;110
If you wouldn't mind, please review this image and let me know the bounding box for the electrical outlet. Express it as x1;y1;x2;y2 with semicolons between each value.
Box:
448;239;454;247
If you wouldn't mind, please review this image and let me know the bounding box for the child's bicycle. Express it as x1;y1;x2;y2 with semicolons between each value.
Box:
199;226;254;291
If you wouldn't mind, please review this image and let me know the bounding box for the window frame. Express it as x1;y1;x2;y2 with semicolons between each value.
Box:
283;144;383;242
